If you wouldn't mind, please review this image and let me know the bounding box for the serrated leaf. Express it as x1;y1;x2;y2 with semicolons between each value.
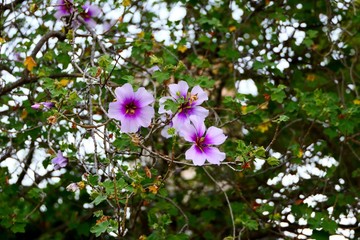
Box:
152;71;170;83
164;99;178;112
93;210;103;217
88;174;99;185
150;55;163;65
10;222;26;233
273;115;290;123
322;219;337;234
92;195;107;205
121;75;134;84
253;147;266;158
90;221;110;237
267;156;280;166
98;54;112;68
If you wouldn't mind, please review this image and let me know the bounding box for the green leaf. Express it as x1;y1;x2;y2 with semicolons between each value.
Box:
28;188;43;199
57;53;71;68
352;168;360;178
10;222;26;233
253;147;266;158
168;234;189;240
152;71;170;83
322;218;337;234
93;210;103;217
271;90;286;103
92;195;107;205
88;174;99;185
121;75;135;84
197;76;215;88
311;230;330;240
90;221;110;237
164;99;178;112
103;180;115;194
98;54;112;68
149;55;163;65
267;156;280;166
273;115;290;123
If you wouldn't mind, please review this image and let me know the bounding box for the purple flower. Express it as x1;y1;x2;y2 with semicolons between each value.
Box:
31;102;55;111
52;150;68;170
159;81;209;130
108;83;155;133
54;0;74;19
180;116;227;166
80;2;101;28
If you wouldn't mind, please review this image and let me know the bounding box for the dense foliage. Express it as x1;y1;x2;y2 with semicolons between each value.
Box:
1;0;360;239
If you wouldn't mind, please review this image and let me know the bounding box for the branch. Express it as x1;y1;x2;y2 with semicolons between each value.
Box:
0;145;12;163
0;31;67;96
203;167;235;239
16;141;35;185
0;73;81;96
0;0;25;11
30;31;66;59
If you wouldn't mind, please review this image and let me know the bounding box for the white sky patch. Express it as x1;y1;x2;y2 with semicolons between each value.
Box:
235;79;258;96
159;7;170;20
168;3;187;22
0;104;9;112
293;30;305;45
230;2;244;21
330;28;342;42
303;194;328;208
330;235;347;240
319;13;328;24
281;174;299;187
153;30;171;45
276;58;290;71
254;158;265;171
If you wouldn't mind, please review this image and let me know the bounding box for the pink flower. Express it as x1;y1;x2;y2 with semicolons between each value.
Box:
108;83;155;133
80;2;101;28
31;102;55;111
54;0;74;19
159;81;209;130
180;116;227;166
52;150;68;170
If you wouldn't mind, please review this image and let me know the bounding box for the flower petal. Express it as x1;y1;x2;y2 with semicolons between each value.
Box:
57;150;64;158
204;126;227;145
185;145;206;166
189;116;206;137
179;120;196;142
135;87;155;107
169;81;188;99
136;105;154;128
87;4;101;17
191;106;209;120
115;84;134;104
52;151;68;169
172;112;190;130
191;85;208;105
203;147;226;165
84;18;97;28
108;101;124;120
120;117;139;133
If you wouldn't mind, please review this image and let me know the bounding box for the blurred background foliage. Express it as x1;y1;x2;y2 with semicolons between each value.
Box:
0;0;360;239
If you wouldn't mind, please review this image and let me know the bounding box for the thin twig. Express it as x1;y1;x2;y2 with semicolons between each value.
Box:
203;167;235;239
157;194;189;233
